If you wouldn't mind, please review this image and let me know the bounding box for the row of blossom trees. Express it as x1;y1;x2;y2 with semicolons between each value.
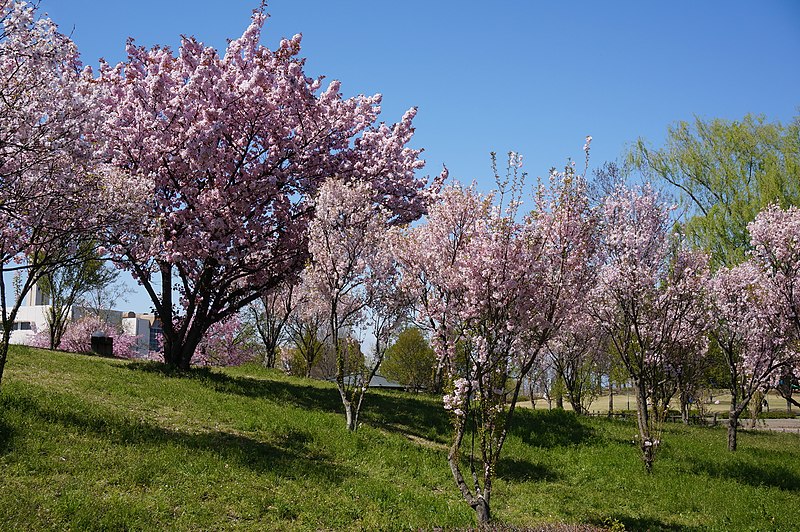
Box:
1;1;798;525
385;146;798;521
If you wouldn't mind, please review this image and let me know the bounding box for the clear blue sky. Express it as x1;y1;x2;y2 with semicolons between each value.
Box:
36;0;800;312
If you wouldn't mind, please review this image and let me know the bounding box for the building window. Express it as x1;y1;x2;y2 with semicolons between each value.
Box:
13;321;32;331
149;327;163;351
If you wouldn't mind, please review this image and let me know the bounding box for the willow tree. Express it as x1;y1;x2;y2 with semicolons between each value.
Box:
631;114;800;267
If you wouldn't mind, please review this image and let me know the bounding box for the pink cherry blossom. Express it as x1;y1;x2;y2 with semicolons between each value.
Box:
92;9;439;369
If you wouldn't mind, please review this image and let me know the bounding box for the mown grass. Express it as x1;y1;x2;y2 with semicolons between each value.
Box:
1;345;798;530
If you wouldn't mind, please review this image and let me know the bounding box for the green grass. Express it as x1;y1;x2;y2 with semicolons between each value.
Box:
1;346;799;530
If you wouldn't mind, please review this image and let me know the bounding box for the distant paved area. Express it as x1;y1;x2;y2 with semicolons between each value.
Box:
750;418;800;434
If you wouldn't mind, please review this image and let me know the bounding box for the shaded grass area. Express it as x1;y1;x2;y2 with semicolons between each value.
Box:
1;346;799;530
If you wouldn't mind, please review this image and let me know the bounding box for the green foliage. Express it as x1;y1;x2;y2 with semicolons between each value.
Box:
37;242;120;349
381;327;436;391
631;114;800;266
1;346;799;530
285;328;326;378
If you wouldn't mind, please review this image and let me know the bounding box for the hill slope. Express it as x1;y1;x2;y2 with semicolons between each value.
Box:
1;346;798;530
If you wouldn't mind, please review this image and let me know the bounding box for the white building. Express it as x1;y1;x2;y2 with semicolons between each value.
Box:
8;284;160;355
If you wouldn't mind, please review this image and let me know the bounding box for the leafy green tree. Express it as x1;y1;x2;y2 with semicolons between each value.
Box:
381;327;436;392
286;325;328;378
39;243;119;349
630;114;800;266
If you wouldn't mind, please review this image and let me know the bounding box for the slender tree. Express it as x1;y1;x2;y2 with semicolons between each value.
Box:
284;281;331;378
546;313;606;414
304;179;409;430
38;244;119;349
709;261;791;451
748;205;800;412
400;151;596;523
590;183;710;472
248;281;295;368
631;114;800;267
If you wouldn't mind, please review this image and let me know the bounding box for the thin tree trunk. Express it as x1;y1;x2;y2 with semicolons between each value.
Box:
748;391;764;429
634;379;654;473
0;301;22;389
727;411;739;452
727;388;750;452
607;381;614;417
343;400;356;431
0;329;10;390
680;390;690;425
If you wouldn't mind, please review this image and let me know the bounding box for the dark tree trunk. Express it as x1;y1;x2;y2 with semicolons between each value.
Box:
264;347;276;369
726;390;750;452
0;302;22;389
0;329;10;390
569;399;583;415
607;381;614;417
161;326;203;370
680;390;690;425
727;412;739;452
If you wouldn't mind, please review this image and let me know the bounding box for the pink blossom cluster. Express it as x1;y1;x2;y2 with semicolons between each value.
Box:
28;315;142;360
443;377;473;418
83;7;440;368
591;184;711;363
192;316;255;367
0;2;105;288
705;204;800;393
399;159;597;428
749;205;800;339
709;261;790;387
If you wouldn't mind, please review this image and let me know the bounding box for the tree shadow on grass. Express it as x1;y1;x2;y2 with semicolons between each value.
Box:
496;457;560;482
361;391;451;443
510;409;597;448
0;416;14;456
688;459;800;492
127;362;344;413
126;362;453;443
6;389;355;485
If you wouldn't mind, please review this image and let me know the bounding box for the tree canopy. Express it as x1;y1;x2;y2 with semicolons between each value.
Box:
630;114;800;266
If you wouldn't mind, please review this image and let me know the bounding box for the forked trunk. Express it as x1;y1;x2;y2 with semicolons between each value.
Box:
344;400;357;431
474;496;490;524
162;330;201;370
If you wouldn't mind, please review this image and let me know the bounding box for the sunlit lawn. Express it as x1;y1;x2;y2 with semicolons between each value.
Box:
1;346;798;530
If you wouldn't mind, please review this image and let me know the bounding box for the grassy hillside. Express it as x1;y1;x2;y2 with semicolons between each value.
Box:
1;346;798;530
